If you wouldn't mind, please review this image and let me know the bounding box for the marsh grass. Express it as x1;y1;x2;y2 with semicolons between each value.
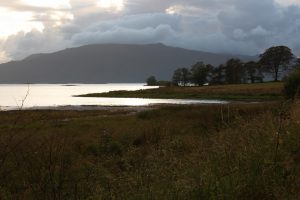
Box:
0;102;299;199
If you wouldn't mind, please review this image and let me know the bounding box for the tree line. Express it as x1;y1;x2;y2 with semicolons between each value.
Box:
172;46;297;86
147;46;299;86
171;59;264;86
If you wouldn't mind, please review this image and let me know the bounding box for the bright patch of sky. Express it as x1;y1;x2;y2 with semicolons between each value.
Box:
22;0;71;8
98;0;124;11
0;7;44;37
166;5;204;16
275;0;300;6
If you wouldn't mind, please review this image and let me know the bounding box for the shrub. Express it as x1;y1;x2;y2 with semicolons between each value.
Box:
146;76;157;86
284;69;300;100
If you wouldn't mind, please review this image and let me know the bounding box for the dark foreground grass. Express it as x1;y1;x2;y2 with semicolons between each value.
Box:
0;101;300;199
78;82;284;101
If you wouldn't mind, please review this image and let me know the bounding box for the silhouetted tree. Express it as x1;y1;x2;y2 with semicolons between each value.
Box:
172;68;191;86
190;62;213;85
211;64;225;84
146;76;157;86
259;46;294;82
224;59;245;84
172;69;181;86
244;61;264;83
295;58;300;69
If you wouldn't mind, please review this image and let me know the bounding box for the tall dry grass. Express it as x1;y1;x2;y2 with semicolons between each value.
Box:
0;102;299;199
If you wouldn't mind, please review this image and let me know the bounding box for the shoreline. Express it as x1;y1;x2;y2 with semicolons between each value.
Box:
0;105;157;112
0;100;267;112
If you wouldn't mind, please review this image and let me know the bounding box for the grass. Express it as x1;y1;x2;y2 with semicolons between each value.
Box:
78;82;284;101
0;101;300;199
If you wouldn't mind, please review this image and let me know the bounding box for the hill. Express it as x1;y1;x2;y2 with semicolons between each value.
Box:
0;43;255;83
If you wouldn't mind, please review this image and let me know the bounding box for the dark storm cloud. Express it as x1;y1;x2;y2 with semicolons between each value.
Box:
70;13;181;44
1;0;300;62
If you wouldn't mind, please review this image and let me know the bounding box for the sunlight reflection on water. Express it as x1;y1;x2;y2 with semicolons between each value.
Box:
0;84;228;110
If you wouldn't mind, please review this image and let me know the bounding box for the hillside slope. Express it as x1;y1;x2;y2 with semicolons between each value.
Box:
0;43;255;83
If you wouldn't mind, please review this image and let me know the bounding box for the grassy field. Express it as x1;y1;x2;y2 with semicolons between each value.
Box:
0;100;300;199
78;82;284;101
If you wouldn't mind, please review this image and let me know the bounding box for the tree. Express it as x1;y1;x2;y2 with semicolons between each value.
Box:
211;64;225;84
190;62;213;85
295;58;300;69
146;76;157;86
172;68;191;86
244;61;264;83
259;46;294;82
284;69;300;101
224;59;245;84
172;69;181;86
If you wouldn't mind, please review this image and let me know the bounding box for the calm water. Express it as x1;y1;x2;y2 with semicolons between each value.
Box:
0;84;227;110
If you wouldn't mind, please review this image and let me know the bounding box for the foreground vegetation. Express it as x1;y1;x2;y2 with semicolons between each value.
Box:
79;82;284;101
0;100;300;199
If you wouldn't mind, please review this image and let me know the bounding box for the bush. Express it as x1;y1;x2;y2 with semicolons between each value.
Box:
284;69;300;100
146;76;157;86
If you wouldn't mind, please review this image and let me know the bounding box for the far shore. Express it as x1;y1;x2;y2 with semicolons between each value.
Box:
77;82;284;101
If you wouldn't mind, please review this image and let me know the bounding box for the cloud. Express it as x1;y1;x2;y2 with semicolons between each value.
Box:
72;24;177;46
2;28;69;60
1;0;300;63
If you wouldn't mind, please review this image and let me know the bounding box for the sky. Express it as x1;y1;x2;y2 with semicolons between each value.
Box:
0;0;300;63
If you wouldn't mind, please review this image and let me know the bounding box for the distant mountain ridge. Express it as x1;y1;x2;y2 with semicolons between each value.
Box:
0;43;256;83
